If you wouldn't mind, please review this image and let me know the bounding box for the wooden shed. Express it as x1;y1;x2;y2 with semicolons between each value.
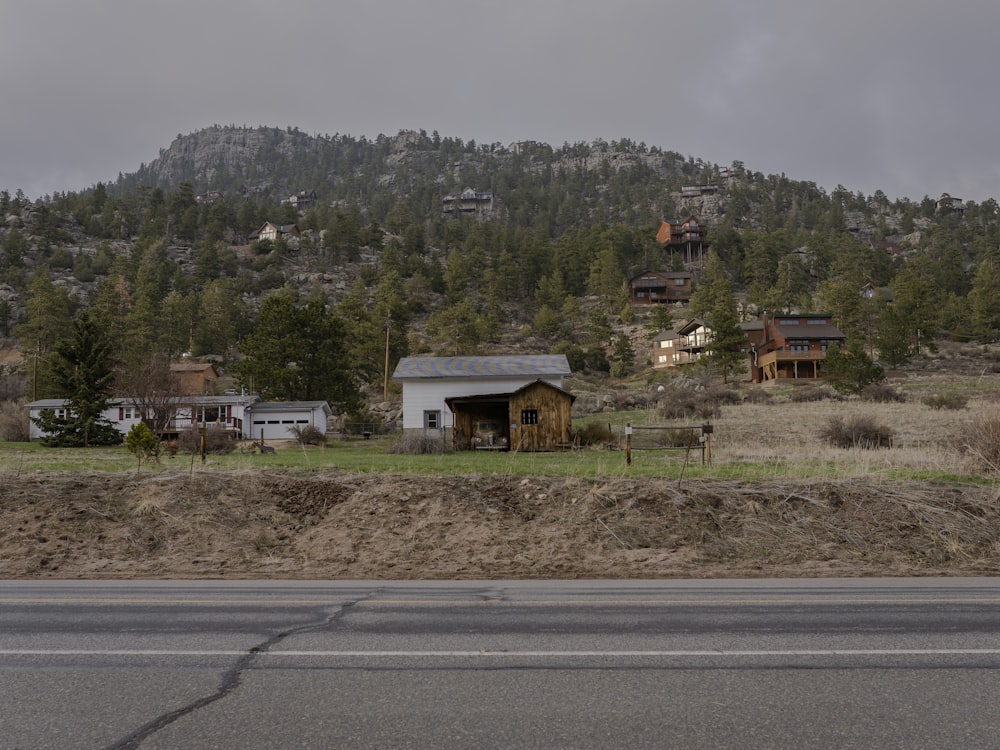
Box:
445;380;575;452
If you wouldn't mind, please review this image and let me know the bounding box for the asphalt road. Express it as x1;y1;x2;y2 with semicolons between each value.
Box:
2;578;1000;749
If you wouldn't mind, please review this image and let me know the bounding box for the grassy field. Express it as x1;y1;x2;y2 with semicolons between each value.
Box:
3;370;999;484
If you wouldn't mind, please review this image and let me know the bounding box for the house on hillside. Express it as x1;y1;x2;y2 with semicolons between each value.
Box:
747;313;845;383
249;222;300;243
861;282;894;304
650;319;713;368
936;193;966;215
629;270;693;305
391;354;572;451
282;190;318;210
442;187;495;219
170;362;220;395
655;215;707;266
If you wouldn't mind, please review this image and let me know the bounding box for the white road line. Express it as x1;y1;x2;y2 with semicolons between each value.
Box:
5;648;1000;658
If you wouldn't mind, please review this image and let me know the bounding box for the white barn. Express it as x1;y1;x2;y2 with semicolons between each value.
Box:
391;354;572;433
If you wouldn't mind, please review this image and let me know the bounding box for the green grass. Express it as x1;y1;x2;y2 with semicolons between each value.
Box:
0;429;991;485
0;438;716;479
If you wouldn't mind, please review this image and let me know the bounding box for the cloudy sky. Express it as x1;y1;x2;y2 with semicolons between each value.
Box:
3;1;998;204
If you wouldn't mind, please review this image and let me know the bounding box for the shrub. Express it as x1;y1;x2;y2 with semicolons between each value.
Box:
175;426;236;455
290;424;327;445
922;392;968;410
660;387;733;420
860;383;906;403
571;422;615;447
820;415;893;449
962;408;1000;471
654;427;700;448
125;422;159;469
788;384;842;403
386;431;450;455
741;388;773;404
0;400;29;441
824;342;886;394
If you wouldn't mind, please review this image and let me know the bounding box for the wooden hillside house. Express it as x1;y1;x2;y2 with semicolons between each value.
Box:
391;354;572;451
651;318;713;368
655;215;706;266
169;362;220;395
441;187;495;219
446;380;575;452
249;222;300;243
629;270;693;305
748;314;846;383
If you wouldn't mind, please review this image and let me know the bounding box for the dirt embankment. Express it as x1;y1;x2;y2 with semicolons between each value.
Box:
3;470;1000;579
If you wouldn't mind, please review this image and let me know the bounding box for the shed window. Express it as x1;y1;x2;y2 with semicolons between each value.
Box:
424;410;440;430
521;409;539;425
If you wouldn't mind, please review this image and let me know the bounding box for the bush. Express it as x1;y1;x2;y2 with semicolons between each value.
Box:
660;386;736;420
820;415;893;449
290;424;327;445
0;400;29;441
741;388;773;404
922;392;968;410
654;427;700;448
571;422;615;446
386;431;450;455
788;384;842;403
860;383;906;403
175;426;236;455
962;408;1000;471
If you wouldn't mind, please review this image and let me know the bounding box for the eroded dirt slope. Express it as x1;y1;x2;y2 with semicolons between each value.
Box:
2;470;999;579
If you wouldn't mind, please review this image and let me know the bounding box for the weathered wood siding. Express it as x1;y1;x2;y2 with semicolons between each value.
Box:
509;381;573;452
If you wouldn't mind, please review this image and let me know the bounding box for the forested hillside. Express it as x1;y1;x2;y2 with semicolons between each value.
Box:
2;125;999;436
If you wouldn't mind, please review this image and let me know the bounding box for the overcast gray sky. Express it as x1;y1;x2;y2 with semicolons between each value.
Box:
3;1;997;204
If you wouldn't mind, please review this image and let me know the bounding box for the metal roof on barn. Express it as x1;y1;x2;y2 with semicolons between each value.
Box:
392;355;571;380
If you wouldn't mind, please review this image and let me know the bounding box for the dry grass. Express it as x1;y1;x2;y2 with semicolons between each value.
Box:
709;373;997;479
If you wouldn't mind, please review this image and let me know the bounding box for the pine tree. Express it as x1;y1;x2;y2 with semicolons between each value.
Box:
969;258;1000;340
32;311;121;446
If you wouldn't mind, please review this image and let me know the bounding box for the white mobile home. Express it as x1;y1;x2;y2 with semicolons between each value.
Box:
26;395;329;442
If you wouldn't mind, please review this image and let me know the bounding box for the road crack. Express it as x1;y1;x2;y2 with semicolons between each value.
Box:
104;597;367;750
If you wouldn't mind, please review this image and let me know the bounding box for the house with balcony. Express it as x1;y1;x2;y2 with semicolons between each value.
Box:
747;313;845;383
629;270;693;305
655;215;707;266
442;187;495;219
650;318;712;368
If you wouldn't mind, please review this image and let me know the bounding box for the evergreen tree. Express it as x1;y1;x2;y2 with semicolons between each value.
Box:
236;291;359;409
609;333;635;378
875;305;914;368
969;258;1000;340
823;339;885;395
17;269;74;399
31;311;121;446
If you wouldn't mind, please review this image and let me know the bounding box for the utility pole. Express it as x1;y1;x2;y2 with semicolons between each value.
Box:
383;317;391;402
